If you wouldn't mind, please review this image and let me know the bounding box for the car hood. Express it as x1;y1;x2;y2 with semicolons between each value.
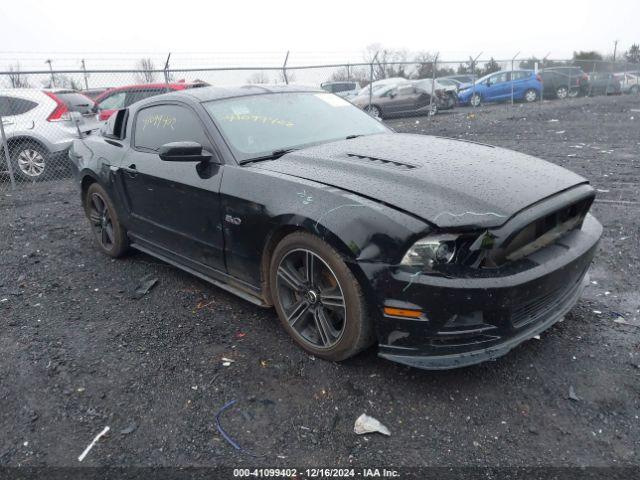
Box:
253;133;588;229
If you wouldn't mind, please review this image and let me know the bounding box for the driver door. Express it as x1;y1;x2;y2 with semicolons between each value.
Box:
116;102;225;272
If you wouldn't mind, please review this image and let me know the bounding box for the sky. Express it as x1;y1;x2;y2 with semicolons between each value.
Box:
0;0;637;71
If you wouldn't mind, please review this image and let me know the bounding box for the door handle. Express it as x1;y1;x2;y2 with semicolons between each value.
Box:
125;164;138;178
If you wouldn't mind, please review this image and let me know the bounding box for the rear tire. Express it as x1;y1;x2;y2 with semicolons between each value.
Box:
366;105;382;119
10;141;49;182
269;231;374;361
84;183;129;258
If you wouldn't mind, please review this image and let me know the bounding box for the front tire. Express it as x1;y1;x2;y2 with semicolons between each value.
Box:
269;232;373;361
84;183;129;258
556;86;569;99
524;89;538;103
11;141;48;181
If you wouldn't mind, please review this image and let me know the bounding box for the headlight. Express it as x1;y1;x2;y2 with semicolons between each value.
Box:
400;234;458;268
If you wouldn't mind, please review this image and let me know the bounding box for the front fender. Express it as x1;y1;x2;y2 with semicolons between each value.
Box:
221;165;429;293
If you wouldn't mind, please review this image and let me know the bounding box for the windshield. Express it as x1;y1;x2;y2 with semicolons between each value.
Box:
204;92;388;162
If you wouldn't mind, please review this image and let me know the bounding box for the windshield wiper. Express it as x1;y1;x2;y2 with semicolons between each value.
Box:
240;148;298;164
345;134;364;140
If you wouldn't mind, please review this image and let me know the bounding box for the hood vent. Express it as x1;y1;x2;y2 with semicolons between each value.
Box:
345;153;418;171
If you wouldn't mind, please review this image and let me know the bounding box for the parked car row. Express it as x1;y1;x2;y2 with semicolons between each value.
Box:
0;81;209;181
350;78;457;118
1;67;638;181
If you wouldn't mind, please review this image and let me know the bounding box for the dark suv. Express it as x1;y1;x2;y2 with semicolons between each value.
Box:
540;67;589;98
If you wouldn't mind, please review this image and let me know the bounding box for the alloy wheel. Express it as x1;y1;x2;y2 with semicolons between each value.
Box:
17;148;46;177
556;87;568;99
275;248;346;349
366;105;381;118
88;192;115;250
525;89;538;102
470;94;481;107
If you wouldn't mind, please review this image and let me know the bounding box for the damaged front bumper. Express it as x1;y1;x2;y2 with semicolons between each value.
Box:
371;214;602;370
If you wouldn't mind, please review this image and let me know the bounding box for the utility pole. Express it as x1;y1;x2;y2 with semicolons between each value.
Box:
45;59;55;87
613;40;618;62
81;59;89;89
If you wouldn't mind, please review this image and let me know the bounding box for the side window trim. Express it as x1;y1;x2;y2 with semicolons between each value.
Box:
131;101;216;156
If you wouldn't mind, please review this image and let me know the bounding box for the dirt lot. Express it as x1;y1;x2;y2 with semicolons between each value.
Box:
1;95;639;470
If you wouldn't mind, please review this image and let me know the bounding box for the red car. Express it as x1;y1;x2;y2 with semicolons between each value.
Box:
93;81;208;121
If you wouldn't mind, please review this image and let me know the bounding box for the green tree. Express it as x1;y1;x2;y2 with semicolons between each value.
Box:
572;51;604;72
625;44;640;64
480;58;501;76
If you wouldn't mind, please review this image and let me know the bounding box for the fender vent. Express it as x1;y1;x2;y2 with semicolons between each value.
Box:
345;153;418;170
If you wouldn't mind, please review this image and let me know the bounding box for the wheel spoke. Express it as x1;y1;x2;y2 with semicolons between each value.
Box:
313;307;340;346
286;299;310;327
104;222;115;244
91;194;104;214
101;227;109;246
320;288;345;312
304;251;315;285
89;212;101;225
277;262;306;292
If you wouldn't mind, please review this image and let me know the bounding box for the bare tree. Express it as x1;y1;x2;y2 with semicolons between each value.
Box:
363;43;410;80
246;71;270;84
328;65;369;85
8;63;30;88
135;58;157;83
40;73;82;90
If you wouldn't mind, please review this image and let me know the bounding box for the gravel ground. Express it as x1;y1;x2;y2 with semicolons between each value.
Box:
1;95;639;469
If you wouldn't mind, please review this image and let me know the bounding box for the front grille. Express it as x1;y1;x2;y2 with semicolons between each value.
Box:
502;197;593;262
511;270;585;329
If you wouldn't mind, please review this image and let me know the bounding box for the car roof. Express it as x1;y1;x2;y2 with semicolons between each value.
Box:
164;84;324;102
104;82;192;92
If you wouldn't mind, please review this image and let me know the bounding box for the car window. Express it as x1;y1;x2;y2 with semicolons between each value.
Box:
396;85;415;95
99;91;126;110
332;82;356;93
126;89;166;107
0;96;39;116
133;104;209;152
491;73;509;84
203;92;388;161
512;71;529;80
54;92;94;114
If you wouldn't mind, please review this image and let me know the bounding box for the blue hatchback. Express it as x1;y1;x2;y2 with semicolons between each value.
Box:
458;70;542;106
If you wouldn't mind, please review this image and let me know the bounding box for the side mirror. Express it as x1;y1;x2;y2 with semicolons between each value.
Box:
485;80;492;87
159;141;212;162
389;91;396;98
91;104;99;114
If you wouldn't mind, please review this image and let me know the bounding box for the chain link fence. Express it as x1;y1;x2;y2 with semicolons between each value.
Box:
1;56;639;195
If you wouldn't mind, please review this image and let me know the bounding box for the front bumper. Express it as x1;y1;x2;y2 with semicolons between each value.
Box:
372;214;602;369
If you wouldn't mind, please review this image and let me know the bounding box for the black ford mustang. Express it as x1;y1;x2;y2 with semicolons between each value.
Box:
69;85;602;369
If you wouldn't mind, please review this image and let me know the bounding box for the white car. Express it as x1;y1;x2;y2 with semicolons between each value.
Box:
0;89;98;181
355;77;409;97
615;72;640;94
320;81;362;99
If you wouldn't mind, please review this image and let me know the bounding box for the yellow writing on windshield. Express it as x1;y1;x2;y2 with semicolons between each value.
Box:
223;114;294;127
